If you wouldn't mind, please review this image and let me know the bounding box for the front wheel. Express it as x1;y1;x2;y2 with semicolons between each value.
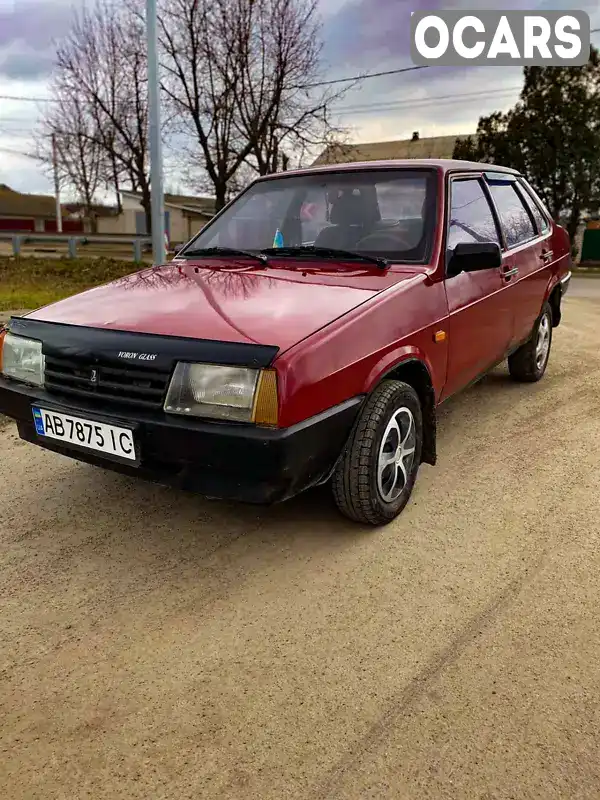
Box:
332;380;423;525
508;303;553;382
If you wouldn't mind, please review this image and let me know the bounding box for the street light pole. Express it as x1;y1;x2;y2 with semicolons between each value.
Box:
146;0;165;264
51;134;63;233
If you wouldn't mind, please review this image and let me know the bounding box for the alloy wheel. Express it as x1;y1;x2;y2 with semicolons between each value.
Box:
377;407;416;503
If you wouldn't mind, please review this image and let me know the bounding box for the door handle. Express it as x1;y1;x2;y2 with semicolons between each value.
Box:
502;266;519;280
540;250;553;264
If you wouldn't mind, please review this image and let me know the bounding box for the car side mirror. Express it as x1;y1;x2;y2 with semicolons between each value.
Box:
447;242;502;277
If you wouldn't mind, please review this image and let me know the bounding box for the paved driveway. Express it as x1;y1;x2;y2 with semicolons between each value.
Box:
1;291;600;799
566;274;600;299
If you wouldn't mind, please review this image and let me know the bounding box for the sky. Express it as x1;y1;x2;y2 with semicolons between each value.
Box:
1;0;599;196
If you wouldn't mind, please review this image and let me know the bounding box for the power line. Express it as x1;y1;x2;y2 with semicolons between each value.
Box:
301;65;427;89
0;95;49;103
336;85;522;114
0;146;40;159
337;91;519;117
0;84;549;129
300;27;600;89
0;27;599;102
0;92;518;132
0;126;37;134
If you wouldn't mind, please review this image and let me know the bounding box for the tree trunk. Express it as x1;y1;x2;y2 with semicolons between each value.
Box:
144;203;152;236
215;183;228;212
113;158;123;213
140;184;152;235
566;201;581;243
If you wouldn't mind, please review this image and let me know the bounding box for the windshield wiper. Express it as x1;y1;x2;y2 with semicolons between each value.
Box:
178;246;268;264
260;245;388;269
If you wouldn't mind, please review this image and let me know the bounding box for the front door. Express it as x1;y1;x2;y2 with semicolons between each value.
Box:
442;175;513;400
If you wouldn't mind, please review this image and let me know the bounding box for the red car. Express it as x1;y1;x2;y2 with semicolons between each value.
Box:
0;160;571;525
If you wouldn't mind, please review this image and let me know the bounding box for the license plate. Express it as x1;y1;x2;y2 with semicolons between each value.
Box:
32;407;136;461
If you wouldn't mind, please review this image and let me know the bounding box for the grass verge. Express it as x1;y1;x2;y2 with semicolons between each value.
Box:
0;256;139;312
1;256;599;316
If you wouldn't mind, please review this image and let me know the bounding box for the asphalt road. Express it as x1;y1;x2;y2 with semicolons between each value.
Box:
1;287;600;799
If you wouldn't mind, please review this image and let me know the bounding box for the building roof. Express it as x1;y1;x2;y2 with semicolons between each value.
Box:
120;190;216;216
0;186;57;218
312;134;475;165
165;193;216;215
63;202;119;219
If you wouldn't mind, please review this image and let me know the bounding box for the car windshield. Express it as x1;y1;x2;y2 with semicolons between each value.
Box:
183;169;437;264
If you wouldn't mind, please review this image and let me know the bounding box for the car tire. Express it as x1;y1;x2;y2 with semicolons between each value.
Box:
508;302;553;383
332;380;423;526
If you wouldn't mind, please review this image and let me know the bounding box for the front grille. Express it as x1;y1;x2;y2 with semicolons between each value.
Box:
44;354;171;410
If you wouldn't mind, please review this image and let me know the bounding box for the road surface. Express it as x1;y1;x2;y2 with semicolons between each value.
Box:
1;289;600;799
565;274;600;299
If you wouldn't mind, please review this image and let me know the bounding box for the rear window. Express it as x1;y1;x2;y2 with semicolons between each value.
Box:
376;177;428;220
518;182;550;234
487;181;536;248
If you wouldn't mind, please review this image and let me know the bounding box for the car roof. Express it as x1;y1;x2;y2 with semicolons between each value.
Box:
256;158;520;180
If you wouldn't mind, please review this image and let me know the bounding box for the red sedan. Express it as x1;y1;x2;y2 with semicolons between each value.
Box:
0;160;571;524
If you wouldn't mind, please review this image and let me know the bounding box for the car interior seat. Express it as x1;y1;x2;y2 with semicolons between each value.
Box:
314;188;377;250
357;194;428;254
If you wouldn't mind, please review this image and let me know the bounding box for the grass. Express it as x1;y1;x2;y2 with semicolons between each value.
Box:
0;256;139;312
1;254;599;316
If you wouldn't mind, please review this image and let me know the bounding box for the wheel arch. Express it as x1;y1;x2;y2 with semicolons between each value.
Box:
547;282;562;328
373;357;437;466
544;275;564;328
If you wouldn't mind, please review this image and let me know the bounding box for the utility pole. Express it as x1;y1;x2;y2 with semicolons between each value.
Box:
146;0;166;264
51;134;63;233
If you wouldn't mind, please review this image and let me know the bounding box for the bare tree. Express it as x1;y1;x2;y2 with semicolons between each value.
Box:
159;0;346;209
230;0;348;176
158;0;246;210
48;1;153;231
38;95;104;231
42;0;347;227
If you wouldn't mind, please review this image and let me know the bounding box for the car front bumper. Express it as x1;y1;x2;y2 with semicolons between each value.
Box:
0;377;363;504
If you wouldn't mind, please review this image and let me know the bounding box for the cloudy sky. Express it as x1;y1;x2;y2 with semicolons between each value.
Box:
1;0;599;196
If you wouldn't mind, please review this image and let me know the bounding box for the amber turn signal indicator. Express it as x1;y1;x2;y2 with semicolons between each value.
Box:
434;330;446;343
252;368;279;427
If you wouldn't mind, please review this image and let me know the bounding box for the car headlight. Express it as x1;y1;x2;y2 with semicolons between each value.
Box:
0;332;45;386
164;363;278;425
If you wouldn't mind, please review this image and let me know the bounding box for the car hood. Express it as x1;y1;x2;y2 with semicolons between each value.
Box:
26;259;421;352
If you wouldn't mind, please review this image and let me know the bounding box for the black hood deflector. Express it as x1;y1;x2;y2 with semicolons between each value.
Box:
7;317;280;370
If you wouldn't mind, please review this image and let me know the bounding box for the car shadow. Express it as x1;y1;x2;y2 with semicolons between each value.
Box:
8;359;545;589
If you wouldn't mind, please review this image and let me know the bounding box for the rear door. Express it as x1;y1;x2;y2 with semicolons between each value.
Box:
442;174;513;400
485;175;551;350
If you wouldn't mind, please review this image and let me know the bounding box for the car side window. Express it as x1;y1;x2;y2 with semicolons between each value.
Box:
487;181;536;248
447;178;500;252
517;182;550;234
